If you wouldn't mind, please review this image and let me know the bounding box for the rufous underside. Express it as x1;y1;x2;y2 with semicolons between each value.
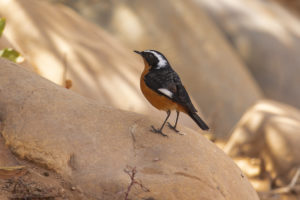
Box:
140;59;187;113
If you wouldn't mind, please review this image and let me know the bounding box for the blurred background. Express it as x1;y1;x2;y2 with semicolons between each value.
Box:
0;0;300;199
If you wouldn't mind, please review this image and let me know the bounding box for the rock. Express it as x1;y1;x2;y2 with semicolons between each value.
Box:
0;0;143;112
0;58;259;199
0;136;18;167
0;0;205;133
198;0;300;109
2;0;262;139
225;100;300;185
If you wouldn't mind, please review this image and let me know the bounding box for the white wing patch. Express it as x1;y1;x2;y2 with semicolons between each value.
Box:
144;50;168;69
158;88;173;98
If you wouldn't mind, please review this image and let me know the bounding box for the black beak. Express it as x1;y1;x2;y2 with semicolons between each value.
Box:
134;50;142;55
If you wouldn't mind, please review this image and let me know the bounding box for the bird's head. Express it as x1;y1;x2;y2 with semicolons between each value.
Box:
134;50;169;69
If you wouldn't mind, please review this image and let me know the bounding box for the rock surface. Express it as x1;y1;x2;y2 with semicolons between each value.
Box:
2;0;263;139
198;0;300;109
0;0;144;112
225;100;300;185
0;0;205;133
0;58;259;199
0;136;18;167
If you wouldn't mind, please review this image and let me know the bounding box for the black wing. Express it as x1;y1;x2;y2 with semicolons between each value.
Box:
144;69;197;112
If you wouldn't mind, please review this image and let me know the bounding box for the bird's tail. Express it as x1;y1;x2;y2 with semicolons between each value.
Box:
188;111;209;131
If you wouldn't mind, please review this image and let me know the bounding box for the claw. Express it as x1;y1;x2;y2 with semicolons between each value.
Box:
150;125;168;137
167;122;183;135
167;122;179;132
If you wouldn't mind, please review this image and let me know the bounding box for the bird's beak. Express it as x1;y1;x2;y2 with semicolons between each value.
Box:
134;50;142;55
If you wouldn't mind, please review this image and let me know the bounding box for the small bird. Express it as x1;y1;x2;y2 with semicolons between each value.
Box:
134;50;209;136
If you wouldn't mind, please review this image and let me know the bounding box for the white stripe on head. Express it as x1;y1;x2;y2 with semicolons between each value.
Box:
144;50;168;69
158;88;173;98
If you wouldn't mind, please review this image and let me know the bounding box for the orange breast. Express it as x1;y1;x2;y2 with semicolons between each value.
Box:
140;60;187;112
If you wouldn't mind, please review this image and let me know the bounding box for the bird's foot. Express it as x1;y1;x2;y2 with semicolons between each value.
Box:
167;122;183;135
150;126;168;137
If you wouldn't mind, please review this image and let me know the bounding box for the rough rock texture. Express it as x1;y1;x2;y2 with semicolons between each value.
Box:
225;100;300;185
0;58;259;199
1;0;262;139
198;0;300;109
0;136;18;167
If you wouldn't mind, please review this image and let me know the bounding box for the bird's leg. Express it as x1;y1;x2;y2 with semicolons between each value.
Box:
168;111;183;135
151;110;170;137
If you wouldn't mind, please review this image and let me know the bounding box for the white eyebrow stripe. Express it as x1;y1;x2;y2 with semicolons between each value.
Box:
144;50;168;69
158;88;173;98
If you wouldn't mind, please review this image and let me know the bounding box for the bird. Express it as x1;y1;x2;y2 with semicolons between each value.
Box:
134;49;209;136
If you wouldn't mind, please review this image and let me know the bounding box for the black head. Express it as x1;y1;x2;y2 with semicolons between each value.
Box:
134;50;169;69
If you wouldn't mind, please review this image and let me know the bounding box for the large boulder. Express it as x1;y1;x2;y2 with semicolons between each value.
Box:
0;58;259;199
225;100;300;186
2;0;262;139
0;0;204;133
0;0;144;113
198;0;300;109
